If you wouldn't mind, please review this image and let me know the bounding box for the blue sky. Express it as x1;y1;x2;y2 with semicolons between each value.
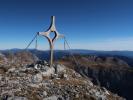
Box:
0;0;133;50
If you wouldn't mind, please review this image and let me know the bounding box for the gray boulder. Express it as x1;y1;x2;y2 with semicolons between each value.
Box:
31;73;43;83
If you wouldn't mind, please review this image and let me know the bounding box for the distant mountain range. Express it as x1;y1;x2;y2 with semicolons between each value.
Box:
1;49;133;66
1;48;133;57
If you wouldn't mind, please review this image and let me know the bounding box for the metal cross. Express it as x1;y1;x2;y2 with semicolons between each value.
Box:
38;16;64;67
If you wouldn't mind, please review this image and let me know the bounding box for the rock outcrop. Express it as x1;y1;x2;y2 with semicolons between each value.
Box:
0;60;124;100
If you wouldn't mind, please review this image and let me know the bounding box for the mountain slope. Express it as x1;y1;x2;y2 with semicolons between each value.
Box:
0;57;124;100
58;55;133;100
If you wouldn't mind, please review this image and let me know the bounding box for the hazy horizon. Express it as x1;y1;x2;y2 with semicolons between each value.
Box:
1;48;133;52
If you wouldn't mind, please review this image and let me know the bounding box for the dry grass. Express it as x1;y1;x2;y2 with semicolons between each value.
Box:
0;67;7;74
53;78;85;86
56;60;75;69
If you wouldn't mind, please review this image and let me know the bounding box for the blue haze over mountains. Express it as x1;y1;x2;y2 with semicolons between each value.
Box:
1;49;133;58
1;49;133;67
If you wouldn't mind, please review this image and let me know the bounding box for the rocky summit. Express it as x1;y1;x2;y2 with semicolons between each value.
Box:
0;59;124;100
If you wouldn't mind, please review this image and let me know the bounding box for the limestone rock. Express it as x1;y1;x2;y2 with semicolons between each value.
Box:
43;95;58;100
41;67;55;77
31;73;43;83
54;64;65;74
43;91;47;97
